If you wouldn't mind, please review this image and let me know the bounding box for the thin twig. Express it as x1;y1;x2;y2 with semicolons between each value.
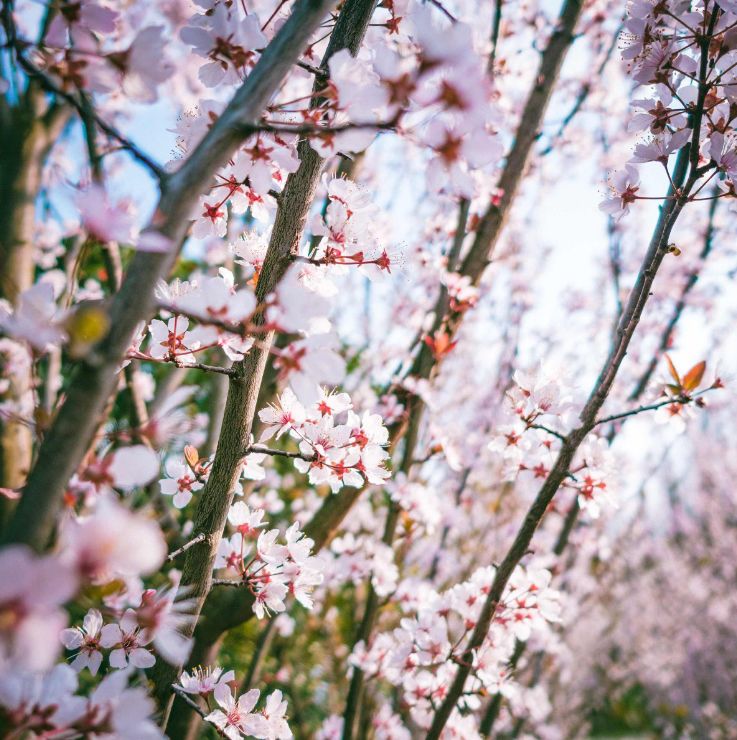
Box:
629;190;719;400
168;533;208;562
427;0;457;23
170;685;228;738
244;445;317;461
593;397;689;427
6;42;165;180
237;117;398;138
540;21;624;156
174;362;236;377
170;685;209;719
212;578;249;588
529;423;567;442
156;303;255;338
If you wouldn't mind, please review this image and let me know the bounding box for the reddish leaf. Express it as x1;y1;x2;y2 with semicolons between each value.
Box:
682;360;706;392
184;444;200;471
664;354;681;386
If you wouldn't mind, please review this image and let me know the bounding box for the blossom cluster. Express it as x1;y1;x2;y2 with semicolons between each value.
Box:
176;667;291;739
258;387;391;492
349;564;561;733
0;665;164;738
215;501;324;619
600;0;737;217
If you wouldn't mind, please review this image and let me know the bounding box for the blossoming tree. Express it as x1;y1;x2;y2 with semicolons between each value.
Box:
1;0;736;736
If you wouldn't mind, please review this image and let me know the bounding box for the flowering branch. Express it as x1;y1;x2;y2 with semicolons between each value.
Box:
593;397;690;427
170;685;209;719
426;7;719;736
629;191;719;400
173;362;236;377
154;0;380;734
5;42;164;180
236;116;400;138
2;0;341;554
170;685;229;739
341;404;422;739
295;0;586;574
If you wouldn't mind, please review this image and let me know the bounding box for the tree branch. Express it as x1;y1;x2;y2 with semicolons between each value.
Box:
153;0;379;735
629;190;719;400
170;685;228;738
341;401;422;739
425;12;712;732
593;396;690;427
9;49;164;180
161;0;586;725
293;0;587;584
2;0;341;553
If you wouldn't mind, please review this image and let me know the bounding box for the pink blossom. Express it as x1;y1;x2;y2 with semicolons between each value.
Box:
0;546;77;670
100;608;155;669
76;185;138;244
599;166;641;219
159;456;204;508
177;665;236;696
59;496;166;582
205;684;262;740
0;281;65;352
60;608;104;675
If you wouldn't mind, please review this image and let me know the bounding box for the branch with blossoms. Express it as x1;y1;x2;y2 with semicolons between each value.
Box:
629;191;720;400
172;673;292;739
3;0;736;737
480;351;723;733
244;444;317;462
172;0;589;719
1;30;165;179
236;116;401;138
426;4;729;735
593;387;716;428
2;0;343;554
170;684;220;728
148;0;391;726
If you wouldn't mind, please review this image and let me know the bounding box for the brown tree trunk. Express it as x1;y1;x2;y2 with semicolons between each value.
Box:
0;89;69;505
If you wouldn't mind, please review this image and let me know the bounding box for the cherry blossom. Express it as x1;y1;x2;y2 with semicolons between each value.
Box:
134;585;194;665
181;4;267;88
45;0;118;48
60;608;104;675
159;456;204;508
3;0;737;736
600;166;641;219
177;665;235;696
258;387;308;441
274;334;345;404
0;546;77;670
59;496;166;582
84;668;165;738
99;609;156;669
0;282;66;352
205;684;263;740
76;185;138;245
